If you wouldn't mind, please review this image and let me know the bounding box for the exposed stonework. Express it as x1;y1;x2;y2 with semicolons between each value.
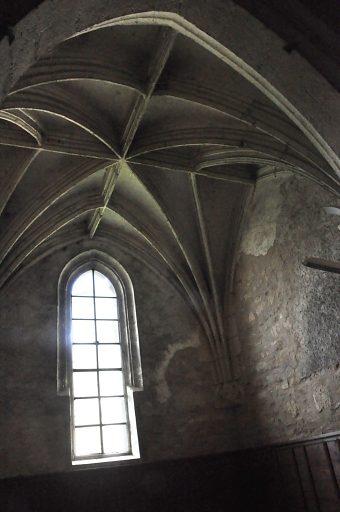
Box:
233;173;340;446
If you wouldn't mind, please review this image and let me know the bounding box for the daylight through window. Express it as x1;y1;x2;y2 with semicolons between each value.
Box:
69;269;138;464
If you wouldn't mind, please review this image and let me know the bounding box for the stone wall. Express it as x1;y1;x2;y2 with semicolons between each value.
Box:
0;240;237;478
233;173;340;446
1;172;339;479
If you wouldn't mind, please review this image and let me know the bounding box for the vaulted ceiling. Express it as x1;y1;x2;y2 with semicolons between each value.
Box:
0;4;339;390
2;0;339;90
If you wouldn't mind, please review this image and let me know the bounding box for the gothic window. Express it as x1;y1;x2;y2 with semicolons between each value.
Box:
58;251;143;465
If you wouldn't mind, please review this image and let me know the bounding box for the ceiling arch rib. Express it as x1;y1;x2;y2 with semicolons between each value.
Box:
106;163;195;268
88;163;121;239
10;57;143;96
11;225;172;296
110;203;222;345
0;191;102;290
127;161;233;305
0;147;39;216
0;117;40;151
192;149;340;193
0;120;115;160
121;27;176;157
128;123;304;162
96;211;226;382
41;132;116;160
113;163;242;382
127;161;237;350
129;127;326;179
88;158;226;336
0;111;42;144
96;228;202;310
3;86;120;156
118;163;237;381
130;157;256;185
0;157;108;264
106;205;203;301
153;82;327;172
190;173;232;376
129;141;299;172
129;152;340;195
15;227;87;273
86;27;177;235
105;203;223;347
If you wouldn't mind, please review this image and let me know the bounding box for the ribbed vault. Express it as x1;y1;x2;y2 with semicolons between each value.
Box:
0;6;339;400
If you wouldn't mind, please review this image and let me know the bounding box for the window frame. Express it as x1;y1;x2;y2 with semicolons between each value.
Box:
57;250;143;466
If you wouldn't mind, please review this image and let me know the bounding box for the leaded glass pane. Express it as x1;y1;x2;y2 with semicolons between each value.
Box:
71;319;96;343
96;320;120;343
95;298;118;319
72;297;94;319
101;397;127;424
72;271;93;296
74;426;101;456
99;370;124;396
74;398;100;426
98;345;122;369
94;271;116;297
73;371;98;397
102;424;129;454
72;345;97;369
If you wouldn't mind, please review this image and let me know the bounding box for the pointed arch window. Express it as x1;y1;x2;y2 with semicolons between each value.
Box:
58;251;143;466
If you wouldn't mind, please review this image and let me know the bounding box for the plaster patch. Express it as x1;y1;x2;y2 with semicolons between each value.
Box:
155;333;200;404
286;400;298;418
240;181;283;256
312;386;331;412
241;222;278;256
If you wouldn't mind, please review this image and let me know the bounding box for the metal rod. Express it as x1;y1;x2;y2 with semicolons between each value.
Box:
73;368;122;372
72;295;117;299
72;342;120;345
74;395;124;399
75;422;127;429
93;269;104;454
72;318;118;321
